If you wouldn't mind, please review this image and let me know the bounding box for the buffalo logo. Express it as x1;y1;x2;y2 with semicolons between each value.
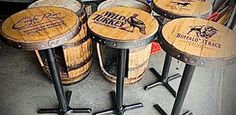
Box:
187;25;218;39
171;1;191;7
120;14;146;35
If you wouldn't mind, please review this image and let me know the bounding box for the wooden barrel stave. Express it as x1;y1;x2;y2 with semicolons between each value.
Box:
29;0;92;85
41;38;92;85
98;44;151;85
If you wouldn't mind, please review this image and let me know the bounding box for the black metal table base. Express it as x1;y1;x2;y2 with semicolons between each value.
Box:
94;91;143;115
183;110;193;115
153;104;192;115
38;48;91;115
38;91;91;115
151;64;195;115
144;54;181;97
94;49;143;115
144;68;181;97
153;104;167;115
170;64;195;115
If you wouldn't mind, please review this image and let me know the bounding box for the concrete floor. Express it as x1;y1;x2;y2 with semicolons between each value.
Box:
0;40;235;115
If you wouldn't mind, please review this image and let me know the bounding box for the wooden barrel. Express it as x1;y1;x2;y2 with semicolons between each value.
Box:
29;0;92;85
96;0;152;85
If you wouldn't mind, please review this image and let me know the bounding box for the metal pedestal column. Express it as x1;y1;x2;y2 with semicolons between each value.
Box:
144;54;181;97
152;63;194;115
170;64;195;115
94;49;143;115
38;48;91;115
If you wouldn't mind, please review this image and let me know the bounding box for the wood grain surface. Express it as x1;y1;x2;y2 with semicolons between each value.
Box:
1;6;79;50
153;0;212;17
88;7;158;41
161;18;236;61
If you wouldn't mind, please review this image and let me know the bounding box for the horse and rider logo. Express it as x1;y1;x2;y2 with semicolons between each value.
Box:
187;25;218;39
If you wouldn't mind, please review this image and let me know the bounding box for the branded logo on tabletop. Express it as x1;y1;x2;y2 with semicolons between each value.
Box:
92;11;146;35
187;25;218;39
167;0;206;11
170;1;191;8
176;25;221;49
12;13;66;34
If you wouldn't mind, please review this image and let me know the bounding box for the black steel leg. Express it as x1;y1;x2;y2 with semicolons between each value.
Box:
38;48;91;115
153;104;167;115
152;63;194;115
144;54;181;97
171;64;195;115
94;49;143;115
183;110;193;115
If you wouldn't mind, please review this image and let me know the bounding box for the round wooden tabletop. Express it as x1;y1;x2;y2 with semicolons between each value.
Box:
159;18;236;67
87;7;159;49
1;6;80;50
152;0;212;19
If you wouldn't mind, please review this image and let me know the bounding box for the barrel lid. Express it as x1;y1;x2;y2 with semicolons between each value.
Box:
152;0;212;19
88;7;158;49
160;18;236;67
28;0;82;13
1;6;80;50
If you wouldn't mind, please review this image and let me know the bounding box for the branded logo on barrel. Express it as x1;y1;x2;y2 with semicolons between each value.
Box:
171;1;191;7
176;25;221;49
92;11;146;35
167;0;206;11
187;25;218;39
12;13;66;34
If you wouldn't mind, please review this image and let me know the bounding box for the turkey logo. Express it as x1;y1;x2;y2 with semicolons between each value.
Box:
187;25;218;39
120;14;146;35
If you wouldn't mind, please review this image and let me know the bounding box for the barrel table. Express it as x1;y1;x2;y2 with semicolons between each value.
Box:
29;0;93;85
1;6;91;115
96;0;152;85
144;0;213;98
87;7;159;115
159;18;236;115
